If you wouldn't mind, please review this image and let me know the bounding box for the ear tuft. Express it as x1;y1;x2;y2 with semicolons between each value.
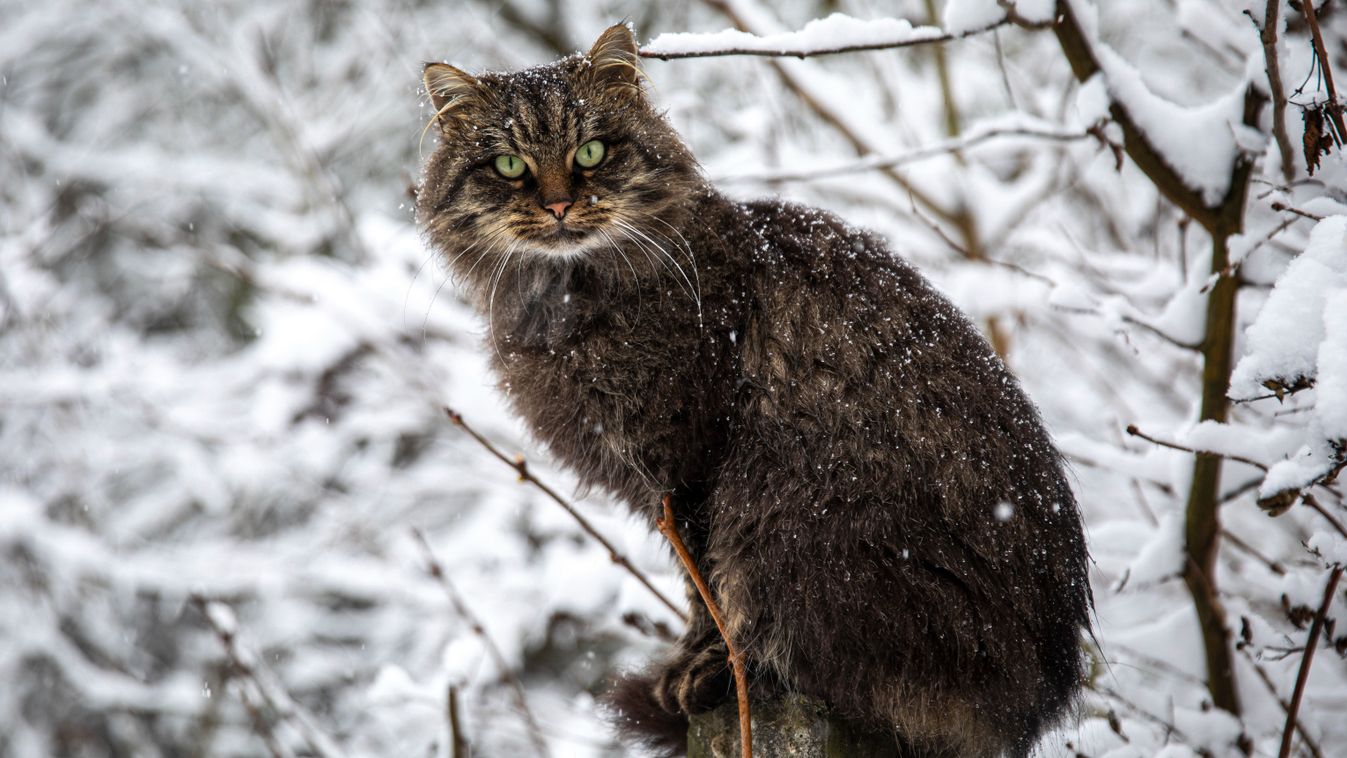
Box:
423;63;481;127
586;23;643;97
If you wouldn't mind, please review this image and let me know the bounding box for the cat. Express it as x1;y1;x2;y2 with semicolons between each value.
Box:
416;23;1091;757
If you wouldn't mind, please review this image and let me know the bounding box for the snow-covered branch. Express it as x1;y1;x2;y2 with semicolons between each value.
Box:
715;117;1094;183
641;12;1003;60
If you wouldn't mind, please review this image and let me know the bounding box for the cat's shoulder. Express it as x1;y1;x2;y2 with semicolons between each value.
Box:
729;196;917;288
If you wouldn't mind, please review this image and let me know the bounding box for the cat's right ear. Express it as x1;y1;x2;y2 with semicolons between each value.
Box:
423;63;481;129
586;23;644;99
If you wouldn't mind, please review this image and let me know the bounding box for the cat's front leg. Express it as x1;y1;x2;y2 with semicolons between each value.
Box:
652;578;733;716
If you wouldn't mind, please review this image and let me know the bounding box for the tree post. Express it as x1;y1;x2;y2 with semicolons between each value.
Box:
688;695;901;758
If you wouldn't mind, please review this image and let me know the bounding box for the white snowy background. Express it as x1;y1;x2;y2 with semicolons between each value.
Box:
2;0;1346;756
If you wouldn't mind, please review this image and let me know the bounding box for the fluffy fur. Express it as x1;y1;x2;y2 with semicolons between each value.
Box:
416;24;1091;757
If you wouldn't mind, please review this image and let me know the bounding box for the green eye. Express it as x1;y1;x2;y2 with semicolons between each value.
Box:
575;140;606;168
494;154;526;179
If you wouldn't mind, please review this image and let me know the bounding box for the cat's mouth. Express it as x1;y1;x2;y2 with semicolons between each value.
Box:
549;224;588;240
524;223;598;257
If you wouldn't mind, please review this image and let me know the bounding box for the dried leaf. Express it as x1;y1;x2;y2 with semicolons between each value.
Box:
1258;488;1299;516
1303;105;1335;176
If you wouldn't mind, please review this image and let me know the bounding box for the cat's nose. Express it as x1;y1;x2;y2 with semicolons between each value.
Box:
543;199;573;219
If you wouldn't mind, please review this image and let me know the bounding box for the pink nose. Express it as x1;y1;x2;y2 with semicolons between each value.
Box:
544;199;573;219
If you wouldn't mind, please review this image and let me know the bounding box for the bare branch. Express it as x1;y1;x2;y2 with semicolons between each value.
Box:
1052;305;1201;351
658;494;752;758
447;683;469;758
411;530;551;758
192;596;345;758
1278;565;1344;758
1125;424;1268;471
443;408;686;621
1297;0;1347;146
1260;0;1297;181
716;123;1093;184
1236;644;1324;758
1270;201;1324;221
639;13;1009;61
1222;528;1287;575
684;0;969;241
1303;493;1347;540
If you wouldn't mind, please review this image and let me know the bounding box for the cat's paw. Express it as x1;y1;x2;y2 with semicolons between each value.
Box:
654;642;734;715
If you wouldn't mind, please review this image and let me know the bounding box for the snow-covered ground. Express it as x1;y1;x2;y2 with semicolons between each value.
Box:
2;1;1345;756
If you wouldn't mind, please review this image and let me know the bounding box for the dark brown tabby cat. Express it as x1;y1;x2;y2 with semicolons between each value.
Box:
416;24;1090;757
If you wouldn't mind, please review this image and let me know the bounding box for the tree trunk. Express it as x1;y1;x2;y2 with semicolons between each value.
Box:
688;695;900;758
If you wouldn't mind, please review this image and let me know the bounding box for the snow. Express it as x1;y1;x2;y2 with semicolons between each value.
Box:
1183;420;1300;468
1146;272;1211;347
1075;73;1112;125
1230;215;1347;400
1121;513;1184;587
943;0;1006;35
1315;290;1347;440
643;14;947;57
1259;439;1340;500
1308;531;1347;566
1014;0;1058;25
1092;44;1252;207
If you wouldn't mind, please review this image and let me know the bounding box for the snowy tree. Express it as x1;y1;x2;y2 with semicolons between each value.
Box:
2;0;1345;756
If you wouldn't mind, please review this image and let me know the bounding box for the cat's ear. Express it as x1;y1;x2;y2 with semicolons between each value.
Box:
586;23;643;98
423;63;482;128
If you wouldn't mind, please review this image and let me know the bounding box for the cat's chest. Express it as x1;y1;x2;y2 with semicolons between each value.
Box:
494;326;673;406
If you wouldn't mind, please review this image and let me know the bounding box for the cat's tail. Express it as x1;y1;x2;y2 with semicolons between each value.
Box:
603;668;688;758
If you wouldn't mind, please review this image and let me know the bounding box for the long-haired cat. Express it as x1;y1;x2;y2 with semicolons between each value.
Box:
416;24;1090;757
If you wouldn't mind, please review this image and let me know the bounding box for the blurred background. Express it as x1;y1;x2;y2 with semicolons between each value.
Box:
3;0;1346;755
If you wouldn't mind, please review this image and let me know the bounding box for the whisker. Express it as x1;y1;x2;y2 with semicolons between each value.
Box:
611;218;685;298
405;212;480;334
613;218;701;321
611;225;672;310
487;240;521;366
598;227;643;315
631;210;700;296
424;228;510;343
457;228;510;284
633;211;704;329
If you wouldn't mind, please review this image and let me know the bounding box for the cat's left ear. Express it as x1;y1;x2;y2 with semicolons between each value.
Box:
586;23;643;98
424;63;483;129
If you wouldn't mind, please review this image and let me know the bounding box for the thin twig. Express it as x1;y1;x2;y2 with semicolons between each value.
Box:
1222;528;1287;575
1105;641;1205;685
1303;493;1347;540
192;596;345;758
1270;201;1324;221
1092;684;1198;746
907;192;974;258
1278;565;1343;758
1260;0;1296;180
656;494;752;758
1298;0;1347;144
447;683;469;758
234;681;293;758
411;530;551;758
686;0;965;239
1049;303;1202;352
1125;424;1268;471
1236;644;1324;758
716;124;1091;184
443;407;685;621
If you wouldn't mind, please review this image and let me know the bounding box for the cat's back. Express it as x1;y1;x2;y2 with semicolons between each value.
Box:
711;197;1089;754
725;197;1031;443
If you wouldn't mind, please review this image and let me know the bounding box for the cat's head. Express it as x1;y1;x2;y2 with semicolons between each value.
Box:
417;24;702;288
